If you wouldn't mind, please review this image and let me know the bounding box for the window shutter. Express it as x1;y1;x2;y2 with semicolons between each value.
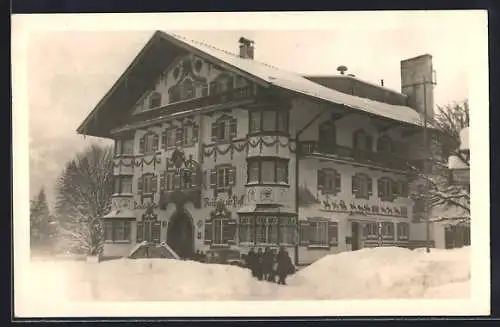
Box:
229;118;237;139
204;221;213;244
211;123;219;142
334;171;341;194
317;170;325;191
367;176;373;196
352;175;359;197
153;134;159;152
192;125;199;142
209;81;218;95
377;179;384;197
139;137;145;154
137;176;143;194
176;128;183;146
392;180;399;199
210;169;217;188
159;172;166;191
161;130;167;149
328;221;338;246
223;219;237;244
136;221;144;243
151;175;158;193
228;166;236;186
151;221;161;243
299;220;311;246
366;135;373;152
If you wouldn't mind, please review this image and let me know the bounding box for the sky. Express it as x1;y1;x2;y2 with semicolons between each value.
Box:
16;11;486;208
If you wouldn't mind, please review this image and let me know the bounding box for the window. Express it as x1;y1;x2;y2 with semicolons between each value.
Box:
248;161;259;183
382;222;395;240
104;220;131;243
139;133;159;154
238;216;253;243
162;129;176;149
114;139;134;156
204;219;237;246
378;177;395;201
397;223;409;240
136;221;161;243
299;219;338;247
138;174;158;194
256;216;278;244
114;176;133;194
168;79;197;104
377;135;393;153
353;129;373;151
352;173;373;199
248;109;289;133
279;216;296;245
149;92;162;108
211;116;237;142
363;223;378;239
246;158;289;184
182;124;199;146
210;165;236;190
317;169;341;194
318;121;336;153
310;221;329;246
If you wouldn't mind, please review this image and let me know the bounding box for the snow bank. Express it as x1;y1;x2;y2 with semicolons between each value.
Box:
277;246;470;300
18;246;470;306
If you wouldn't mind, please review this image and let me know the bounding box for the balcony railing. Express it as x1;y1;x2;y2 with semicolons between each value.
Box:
300;141;411;172
132;86;255;122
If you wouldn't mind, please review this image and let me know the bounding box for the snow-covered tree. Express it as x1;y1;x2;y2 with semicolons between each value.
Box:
30;187;56;251
54;144;114;255
409;99;470;222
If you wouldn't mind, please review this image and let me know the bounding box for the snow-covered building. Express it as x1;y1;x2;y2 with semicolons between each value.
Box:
77;31;436;264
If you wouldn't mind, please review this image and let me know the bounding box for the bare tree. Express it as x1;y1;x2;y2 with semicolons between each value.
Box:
54;144;114;255
409;99;470;222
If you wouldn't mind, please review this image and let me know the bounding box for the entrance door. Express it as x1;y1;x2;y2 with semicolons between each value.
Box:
351;222;360;251
166;210;194;259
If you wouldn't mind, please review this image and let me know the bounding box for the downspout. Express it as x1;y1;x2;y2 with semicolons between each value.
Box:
294;105;331;266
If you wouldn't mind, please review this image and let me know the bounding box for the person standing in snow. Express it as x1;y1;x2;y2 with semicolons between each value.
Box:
262;247;274;282
246;248;257;277
276;247;294;285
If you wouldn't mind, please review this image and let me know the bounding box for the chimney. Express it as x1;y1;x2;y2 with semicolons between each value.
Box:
400;54;435;119
239;37;254;59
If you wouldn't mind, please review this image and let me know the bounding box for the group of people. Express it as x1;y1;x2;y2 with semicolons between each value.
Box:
244;247;295;285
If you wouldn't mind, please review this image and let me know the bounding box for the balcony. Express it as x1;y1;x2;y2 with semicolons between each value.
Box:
299;141;411;172
132;86;255;123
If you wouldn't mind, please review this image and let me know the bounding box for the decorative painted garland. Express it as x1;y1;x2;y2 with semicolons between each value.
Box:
202;136;297;159
113;154;162;168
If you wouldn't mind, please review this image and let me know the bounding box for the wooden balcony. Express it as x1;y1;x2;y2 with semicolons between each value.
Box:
299;141;411;172
132;86;255;123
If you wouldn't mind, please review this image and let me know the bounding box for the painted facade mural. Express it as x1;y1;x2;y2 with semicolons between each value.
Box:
103;51;423;265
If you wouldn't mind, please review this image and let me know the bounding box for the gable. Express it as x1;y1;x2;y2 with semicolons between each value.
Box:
132;53;252;114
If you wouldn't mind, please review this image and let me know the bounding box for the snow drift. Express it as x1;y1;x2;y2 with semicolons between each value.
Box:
19;246;470;305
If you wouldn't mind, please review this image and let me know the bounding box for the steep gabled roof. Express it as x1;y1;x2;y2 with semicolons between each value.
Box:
77;31;424;138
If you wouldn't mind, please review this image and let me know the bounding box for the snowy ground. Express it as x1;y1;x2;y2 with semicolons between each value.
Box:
18;246;470;306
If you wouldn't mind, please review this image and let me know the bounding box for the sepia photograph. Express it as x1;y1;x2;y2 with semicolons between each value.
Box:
12;11;489;317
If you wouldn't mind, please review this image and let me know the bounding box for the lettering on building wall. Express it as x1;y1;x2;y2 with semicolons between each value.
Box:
320;198;408;218
204;194;245;208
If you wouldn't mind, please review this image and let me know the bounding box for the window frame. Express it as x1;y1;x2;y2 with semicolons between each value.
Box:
352;173;372;199
246;157;289;186
378;177;395;202
248;108;289;135
113;175;133;195
103;219;132;244
211;115;237;143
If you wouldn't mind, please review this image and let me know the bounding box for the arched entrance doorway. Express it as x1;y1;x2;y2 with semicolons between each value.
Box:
167;208;194;259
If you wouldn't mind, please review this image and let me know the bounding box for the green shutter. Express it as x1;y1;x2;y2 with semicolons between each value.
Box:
137;176;143;194
367;176;373;196
334;171;341;194
229;118;237;139
228;166;236;186
211;123;219;142
151;175;158;193
352;175;359;197
210;169;217;188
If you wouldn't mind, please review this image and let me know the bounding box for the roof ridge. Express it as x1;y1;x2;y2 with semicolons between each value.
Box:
168;32;284;71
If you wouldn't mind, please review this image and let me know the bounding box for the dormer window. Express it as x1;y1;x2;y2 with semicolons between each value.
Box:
149;92;162;109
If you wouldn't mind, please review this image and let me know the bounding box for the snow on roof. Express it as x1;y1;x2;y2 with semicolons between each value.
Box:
448;155;469;170
166;32;424;127
460;127;469;151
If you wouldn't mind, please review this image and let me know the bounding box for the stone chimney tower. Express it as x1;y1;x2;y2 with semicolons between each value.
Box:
239;37;254;59
400;54;435;119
